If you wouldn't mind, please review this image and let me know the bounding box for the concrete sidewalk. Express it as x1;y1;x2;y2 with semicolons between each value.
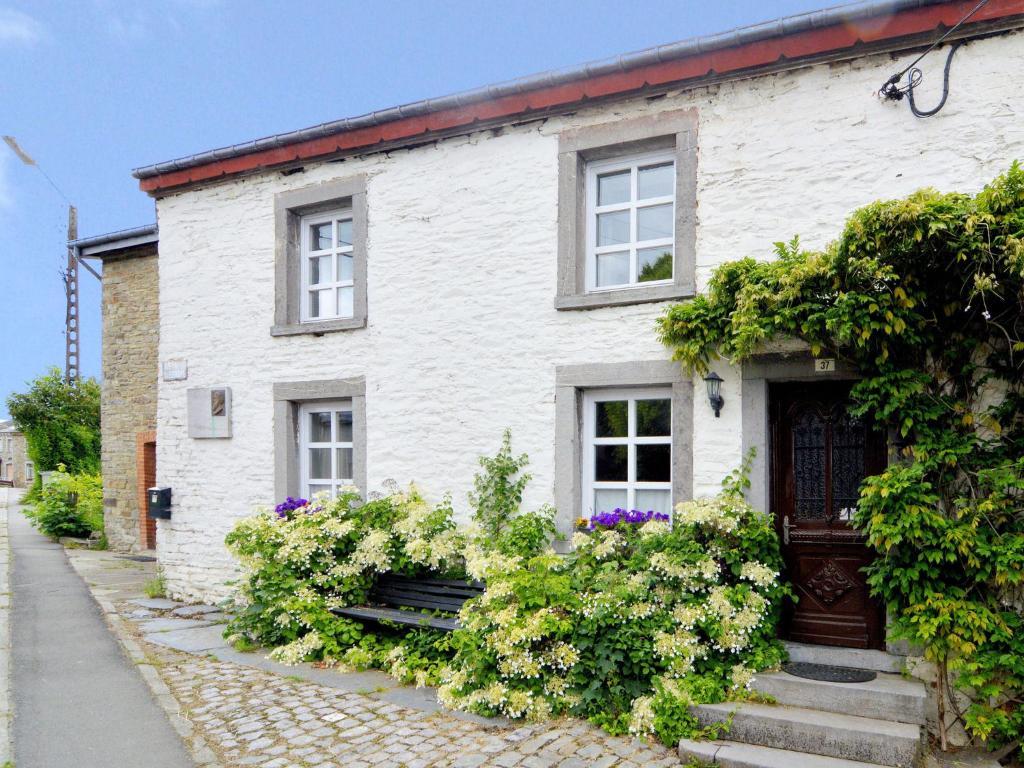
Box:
9;507;195;768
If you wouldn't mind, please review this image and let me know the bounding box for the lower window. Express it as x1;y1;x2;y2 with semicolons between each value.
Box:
582;388;672;517
298;401;354;498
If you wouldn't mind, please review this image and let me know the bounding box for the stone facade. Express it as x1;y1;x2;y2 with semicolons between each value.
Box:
99;246;159;552
148;30;1024;600
0;421;30;488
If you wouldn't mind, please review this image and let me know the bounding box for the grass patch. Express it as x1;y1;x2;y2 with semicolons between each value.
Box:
143;574;166;599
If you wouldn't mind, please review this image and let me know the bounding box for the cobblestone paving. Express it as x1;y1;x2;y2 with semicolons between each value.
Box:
140;641;679;768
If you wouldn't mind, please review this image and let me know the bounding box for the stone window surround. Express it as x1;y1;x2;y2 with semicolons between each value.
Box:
271;175;368;337
556;109;697;311
273;377;367;502
554;360;693;538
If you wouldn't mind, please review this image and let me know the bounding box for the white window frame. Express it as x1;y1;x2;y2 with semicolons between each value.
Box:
299;208;355;323
298;401;355;499
24;461;33;481
581;387;673;517
585;150;676;293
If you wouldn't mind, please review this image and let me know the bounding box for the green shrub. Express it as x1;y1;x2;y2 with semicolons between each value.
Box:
25;470;103;539
224;486;465;668
440;470;788;745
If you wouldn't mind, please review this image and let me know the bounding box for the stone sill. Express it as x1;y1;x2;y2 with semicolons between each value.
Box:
270;318;367;337
554;284;695;311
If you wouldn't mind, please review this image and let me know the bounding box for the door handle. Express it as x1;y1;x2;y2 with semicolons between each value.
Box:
783;515;791;545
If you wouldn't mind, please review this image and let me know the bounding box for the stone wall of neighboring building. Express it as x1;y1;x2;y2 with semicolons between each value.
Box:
0;423;30;488
99;246;159;552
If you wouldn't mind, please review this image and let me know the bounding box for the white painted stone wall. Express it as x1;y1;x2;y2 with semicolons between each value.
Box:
153;31;1024;600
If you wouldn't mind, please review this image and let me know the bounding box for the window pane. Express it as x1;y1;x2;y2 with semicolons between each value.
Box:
337;286;354;318
596;251;629;287
310;289;333;318
310;222;332;251
308;484;331;497
793;408;826;520
338;252;354;281
309;448;331;479
638;247;673;282
597;210;630;246
337;219;353;247
597;170;630;206
594;489;627;515
635;489;671;516
636;399;671;436
595;445;628;482
337;411;353;442
595;400;628;438
638;162;674;199
637;204;673;241
309;255;331;285
336;447;354;480
636;444;671;482
309;412;331;442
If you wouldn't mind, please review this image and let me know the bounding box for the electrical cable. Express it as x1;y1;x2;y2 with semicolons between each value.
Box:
878;0;989;117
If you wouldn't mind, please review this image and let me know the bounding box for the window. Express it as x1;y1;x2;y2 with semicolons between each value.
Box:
586;152;675;291
25;461;33;481
300;210;355;322
582;388;673;518
298;401;354;499
272;175;368;337
555;109;697;310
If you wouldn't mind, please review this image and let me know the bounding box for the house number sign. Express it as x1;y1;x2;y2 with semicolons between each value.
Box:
814;358;836;373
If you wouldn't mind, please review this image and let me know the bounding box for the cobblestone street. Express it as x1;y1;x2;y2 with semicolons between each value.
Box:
146;643;679;768
65;545;680;768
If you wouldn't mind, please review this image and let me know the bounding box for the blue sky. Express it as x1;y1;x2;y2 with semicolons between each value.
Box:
0;0;829;416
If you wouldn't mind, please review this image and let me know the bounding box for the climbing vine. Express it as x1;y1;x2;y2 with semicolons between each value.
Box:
658;163;1024;756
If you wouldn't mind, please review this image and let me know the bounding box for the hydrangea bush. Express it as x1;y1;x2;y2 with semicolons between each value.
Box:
225;435;788;747
224;484;467;667
440;468;788;745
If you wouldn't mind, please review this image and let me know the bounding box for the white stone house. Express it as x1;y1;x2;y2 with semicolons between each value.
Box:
129;0;1024;658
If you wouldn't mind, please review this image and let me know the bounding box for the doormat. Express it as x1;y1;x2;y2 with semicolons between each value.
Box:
783;661;876;683
115;555;157;563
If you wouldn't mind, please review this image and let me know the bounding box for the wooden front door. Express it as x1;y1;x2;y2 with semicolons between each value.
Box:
770;381;886;649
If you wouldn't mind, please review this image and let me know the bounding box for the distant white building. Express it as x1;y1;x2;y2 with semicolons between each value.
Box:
121;0;1024;655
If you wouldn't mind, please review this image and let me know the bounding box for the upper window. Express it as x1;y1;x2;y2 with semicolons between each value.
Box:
586;151;675;291
300;210;355;322
582;388;672;518
298;401;354;499
272;175;367;337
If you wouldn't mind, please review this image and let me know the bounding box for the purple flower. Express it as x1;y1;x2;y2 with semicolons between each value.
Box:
587;508;670;529
274;496;310;518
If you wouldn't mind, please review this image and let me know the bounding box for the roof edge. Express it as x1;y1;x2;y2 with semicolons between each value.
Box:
71;224;158;258
133;0;1024;193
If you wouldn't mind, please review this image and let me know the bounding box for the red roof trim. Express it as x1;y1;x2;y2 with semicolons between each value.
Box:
139;0;1024;194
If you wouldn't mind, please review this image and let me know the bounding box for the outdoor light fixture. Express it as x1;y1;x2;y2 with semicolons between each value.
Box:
704;371;724;417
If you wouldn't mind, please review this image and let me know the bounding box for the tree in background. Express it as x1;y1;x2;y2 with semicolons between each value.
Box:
6;368;101;475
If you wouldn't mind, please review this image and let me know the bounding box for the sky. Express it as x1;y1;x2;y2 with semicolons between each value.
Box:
0;0;832;417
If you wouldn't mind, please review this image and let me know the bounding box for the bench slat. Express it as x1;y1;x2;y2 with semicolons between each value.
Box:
336;606;459;632
368;594;466;613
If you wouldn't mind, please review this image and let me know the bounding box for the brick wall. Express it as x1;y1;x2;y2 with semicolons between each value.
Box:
101;247;158;551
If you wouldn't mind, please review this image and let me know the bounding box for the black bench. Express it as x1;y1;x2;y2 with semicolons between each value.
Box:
333;575;484;632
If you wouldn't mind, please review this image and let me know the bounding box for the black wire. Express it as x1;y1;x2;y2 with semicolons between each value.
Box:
878;0;988;111
907;40;963;117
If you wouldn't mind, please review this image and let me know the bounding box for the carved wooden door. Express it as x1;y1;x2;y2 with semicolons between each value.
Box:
771;381;886;649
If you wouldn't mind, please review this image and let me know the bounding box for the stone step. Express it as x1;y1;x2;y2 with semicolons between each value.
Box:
783;642;905;674
679;738;894;768
690;702;922;767
751;670;928;725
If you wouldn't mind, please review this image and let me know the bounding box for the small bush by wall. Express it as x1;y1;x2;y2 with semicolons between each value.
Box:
25;470;103;539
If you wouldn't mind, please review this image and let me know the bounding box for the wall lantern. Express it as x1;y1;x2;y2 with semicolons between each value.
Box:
704;371;724;418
